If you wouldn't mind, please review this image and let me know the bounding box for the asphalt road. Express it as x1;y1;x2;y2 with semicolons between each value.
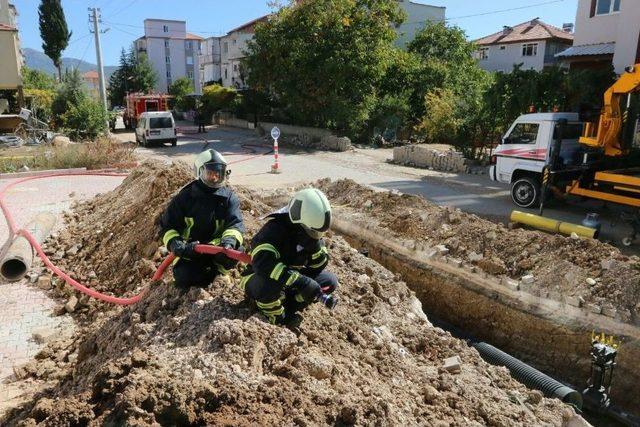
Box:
113;124;638;252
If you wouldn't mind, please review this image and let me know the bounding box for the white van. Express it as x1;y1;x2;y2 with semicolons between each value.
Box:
135;111;177;147
489;113;584;208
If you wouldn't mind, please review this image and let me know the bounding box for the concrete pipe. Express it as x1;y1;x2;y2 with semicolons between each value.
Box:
1;212;56;281
510;210;598;239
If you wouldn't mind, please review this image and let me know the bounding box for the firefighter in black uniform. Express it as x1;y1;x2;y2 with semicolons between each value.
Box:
160;149;245;289
240;188;338;327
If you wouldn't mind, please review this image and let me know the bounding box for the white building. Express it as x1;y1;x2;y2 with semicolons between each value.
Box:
0;0;23;107
220;16;268;89
556;0;640;74
473;19;574;72
135;19;203;94
200;36;222;86
395;0;445;47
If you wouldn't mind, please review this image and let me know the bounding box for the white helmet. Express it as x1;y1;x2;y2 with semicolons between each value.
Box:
194;149;228;188
288;188;332;239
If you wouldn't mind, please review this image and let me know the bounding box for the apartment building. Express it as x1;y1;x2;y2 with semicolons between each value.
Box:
395;0;445;47
556;0;640;74
200;36;222;85
135;19;203;94
220;16;268;89
473;19;574;72
0;0;23;106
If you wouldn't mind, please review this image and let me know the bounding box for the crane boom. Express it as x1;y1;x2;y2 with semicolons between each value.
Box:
580;64;640;156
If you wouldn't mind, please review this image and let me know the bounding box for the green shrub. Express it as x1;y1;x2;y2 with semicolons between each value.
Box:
62;97;107;140
201;84;237;118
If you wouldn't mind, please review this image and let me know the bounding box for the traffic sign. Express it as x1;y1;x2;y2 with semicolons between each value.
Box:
270;126;281;140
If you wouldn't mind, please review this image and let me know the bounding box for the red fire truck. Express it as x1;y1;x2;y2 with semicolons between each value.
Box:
123;93;172;129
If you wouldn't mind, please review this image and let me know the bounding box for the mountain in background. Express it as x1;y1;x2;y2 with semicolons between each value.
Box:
23;48;118;80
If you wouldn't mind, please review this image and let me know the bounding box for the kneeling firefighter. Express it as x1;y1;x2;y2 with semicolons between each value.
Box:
241;188;338;327
160;149;245;289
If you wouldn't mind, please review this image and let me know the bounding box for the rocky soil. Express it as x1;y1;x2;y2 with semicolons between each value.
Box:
1;161;580;426
311;179;640;325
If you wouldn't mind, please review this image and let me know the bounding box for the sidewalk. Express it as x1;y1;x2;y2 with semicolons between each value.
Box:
0;174;124;413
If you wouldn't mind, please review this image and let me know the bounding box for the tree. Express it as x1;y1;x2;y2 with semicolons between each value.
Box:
245;0;405;138
107;47;158;106
51;69;87;128
22;66;57;91
168;77;194;111
62;97;107;140
201;84;237;118
38;0;72;81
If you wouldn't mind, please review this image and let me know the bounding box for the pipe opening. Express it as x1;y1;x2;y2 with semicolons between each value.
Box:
1;258;28;282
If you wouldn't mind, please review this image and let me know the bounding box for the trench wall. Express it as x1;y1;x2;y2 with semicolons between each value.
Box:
333;216;640;416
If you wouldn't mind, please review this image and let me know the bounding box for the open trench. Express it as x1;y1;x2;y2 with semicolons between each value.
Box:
330;214;640;422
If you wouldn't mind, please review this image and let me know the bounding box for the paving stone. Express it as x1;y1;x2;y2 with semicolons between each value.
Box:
566;296;584;308
520;275;535;284
64;296;78;313
442;355;462;373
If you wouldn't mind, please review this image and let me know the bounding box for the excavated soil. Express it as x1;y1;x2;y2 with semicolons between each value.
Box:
311;179;640;325
1;161;579;426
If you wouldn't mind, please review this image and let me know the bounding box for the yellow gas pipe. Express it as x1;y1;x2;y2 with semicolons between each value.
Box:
510;211;597;239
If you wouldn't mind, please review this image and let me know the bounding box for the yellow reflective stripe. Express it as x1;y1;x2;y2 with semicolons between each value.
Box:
257;299;282;309
308;258;328;269
239;273;253;289
270;263;286;281
208;237;221;245
162;229;180;247
311;246;328;260
221;228;243;245
295;293;305;303
285;271;300;287
182;217;195;239
216;263;230;275
262;307;284;315
214;219;224;236
251;243;280;258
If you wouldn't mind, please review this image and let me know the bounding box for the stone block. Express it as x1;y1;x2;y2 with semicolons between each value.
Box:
37;275;52;290
435;244;449;255
602;307;617;318
65;296;78;313
588;304;602;314
442;355;462;373
566;296;584;308
520;275;535;285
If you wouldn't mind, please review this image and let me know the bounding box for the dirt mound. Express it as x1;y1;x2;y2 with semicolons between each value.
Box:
316;179;640;325
2;163;577;425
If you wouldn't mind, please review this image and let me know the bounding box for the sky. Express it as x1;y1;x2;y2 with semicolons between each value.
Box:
12;0;579;66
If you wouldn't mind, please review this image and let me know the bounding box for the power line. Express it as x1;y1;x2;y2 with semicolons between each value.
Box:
403;0;567;25
103;20;224;36
107;0;139;19
109;23;142;39
72;36;93;71
68;32;93;45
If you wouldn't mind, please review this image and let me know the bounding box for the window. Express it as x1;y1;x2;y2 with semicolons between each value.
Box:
166;70;172;79
553;123;584;140
596;0;621;15
505;123;540;145
150;117;173;129
232;39;236;45
478;48;489;60
163;25;169;33
187;70;194;79
499;45;506;50
522;43;538;57
233;64;238;71
224;69;228;79
165;56;171;64
164;39;170;48
186;40;193;49
223;42;228;54
186;56;193;65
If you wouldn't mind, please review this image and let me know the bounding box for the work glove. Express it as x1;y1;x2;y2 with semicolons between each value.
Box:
169;238;199;258
214;238;241;270
220;236;237;250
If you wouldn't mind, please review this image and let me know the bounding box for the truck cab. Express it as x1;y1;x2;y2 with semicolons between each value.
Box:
490;113;584;208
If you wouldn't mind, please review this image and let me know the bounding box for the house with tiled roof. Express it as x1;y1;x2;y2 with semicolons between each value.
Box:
556;0;640;74
473;18;574;72
0;0;23;108
135;19;204;94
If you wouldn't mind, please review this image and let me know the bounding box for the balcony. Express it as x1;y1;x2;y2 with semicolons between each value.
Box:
199;54;221;64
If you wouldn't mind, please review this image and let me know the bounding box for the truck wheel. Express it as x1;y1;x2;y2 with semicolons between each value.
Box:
171;139;177;147
511;177;540;208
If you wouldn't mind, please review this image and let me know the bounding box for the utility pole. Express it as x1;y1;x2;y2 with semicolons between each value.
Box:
89;8;110;135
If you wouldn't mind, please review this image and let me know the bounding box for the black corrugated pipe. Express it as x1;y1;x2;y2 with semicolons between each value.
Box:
472;342;583;409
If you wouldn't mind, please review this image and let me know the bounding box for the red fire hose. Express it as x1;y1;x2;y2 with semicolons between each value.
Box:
0;172;252;306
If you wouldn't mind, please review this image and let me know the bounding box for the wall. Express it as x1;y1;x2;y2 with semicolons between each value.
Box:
613;1;640;73
572;0;618;47
395;0;445;47
0;30;20;89
144;19;185;39
200;37;221;84
477;40;548;72
221;31;254;88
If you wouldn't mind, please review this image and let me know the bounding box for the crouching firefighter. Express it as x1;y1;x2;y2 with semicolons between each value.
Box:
160;149;245;289
241;188;338;327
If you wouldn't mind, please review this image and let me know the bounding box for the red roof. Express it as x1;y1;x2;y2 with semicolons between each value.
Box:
186;32;204;40
474;19;573;46
83;70;99;79
0;23;17;31
227;15;270;34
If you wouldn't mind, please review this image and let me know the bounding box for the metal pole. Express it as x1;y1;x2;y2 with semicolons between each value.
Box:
270;138;280;173
90;7;110;135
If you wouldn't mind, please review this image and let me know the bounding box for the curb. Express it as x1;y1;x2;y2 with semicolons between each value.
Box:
0;167;87;180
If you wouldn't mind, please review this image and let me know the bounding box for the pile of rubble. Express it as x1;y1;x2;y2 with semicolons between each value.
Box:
316;179;640;325
393;145;472;174
1;161;580;425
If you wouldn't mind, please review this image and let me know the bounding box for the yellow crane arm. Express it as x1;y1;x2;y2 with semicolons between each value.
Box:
580;64;640;156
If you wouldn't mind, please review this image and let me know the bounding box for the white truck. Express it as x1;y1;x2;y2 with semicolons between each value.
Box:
489;113;585;208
